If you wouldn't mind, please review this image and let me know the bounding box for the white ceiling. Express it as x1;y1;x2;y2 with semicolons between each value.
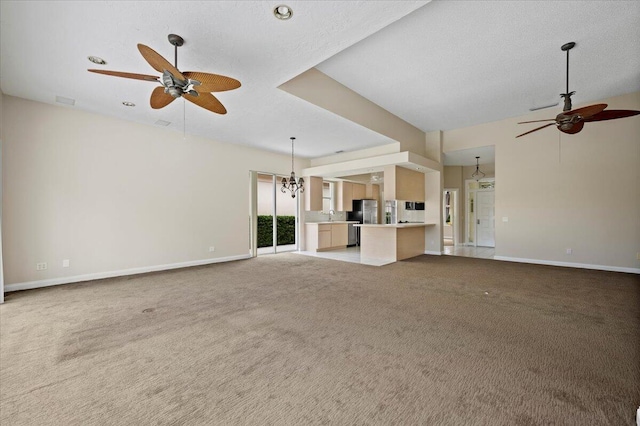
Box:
443;146;494;167
317;1;640;132
1;1;639;160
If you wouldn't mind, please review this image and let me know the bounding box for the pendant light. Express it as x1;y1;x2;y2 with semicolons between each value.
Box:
471;156;485;181
281;137;304;198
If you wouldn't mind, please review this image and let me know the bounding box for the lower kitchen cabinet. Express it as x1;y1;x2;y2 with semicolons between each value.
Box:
305;222;349;251
318;225;332;249
331;223;348;247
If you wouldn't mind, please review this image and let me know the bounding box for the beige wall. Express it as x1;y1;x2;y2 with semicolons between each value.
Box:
424;171;442;253
443;91;640;270
425;130;442;163
280;68;425;156
443;166;463;189
2;95;301;285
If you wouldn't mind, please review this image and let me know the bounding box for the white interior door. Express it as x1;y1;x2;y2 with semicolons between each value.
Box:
476;191;495;247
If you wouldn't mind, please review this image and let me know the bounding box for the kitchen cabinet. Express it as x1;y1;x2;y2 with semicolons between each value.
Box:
383;165;425;201
317;225;332;249
304;176;323;211
336;181;353;211
331;223;348;246
365;183;380;201
305;222;349;251
352;183;366;200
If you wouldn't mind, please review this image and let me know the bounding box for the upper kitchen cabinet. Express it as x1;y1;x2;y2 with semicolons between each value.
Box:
384;166;425;201
365;183;380;201
304;176;323;211
352;183;366;200
336;181;353;212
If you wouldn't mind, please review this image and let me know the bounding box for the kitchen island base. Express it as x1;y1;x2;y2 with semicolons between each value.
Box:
356;223;433;263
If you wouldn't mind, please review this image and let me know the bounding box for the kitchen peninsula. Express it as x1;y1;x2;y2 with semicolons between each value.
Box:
354;223;435;263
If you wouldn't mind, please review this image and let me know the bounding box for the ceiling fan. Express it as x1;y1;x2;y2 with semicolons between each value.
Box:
516;42;639;138
88;34;240;114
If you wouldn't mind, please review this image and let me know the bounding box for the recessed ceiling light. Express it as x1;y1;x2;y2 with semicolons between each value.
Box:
273;5;293;20
154;119;171;126
88;56;106;65
55;95;75;106
122;101;135;107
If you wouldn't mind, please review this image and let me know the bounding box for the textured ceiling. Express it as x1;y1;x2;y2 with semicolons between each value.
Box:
316;0;640;132
443;146;495;167
1;1;639;161
0;1;427;158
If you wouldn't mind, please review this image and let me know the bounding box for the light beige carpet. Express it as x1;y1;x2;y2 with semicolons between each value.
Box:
1;254;639;425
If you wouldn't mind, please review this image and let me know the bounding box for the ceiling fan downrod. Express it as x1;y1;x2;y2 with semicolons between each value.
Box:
560;42;576;111
168;34;184;70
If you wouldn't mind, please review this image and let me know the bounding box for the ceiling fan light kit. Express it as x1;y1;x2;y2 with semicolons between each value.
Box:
516;42;640;138
88;34;240;115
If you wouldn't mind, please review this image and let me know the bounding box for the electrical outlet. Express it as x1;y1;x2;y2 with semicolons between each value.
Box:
62;259;70;268
637;252;640;260
36;262;48;271
209;246;215;252
566;248;572;255
502;217;509;222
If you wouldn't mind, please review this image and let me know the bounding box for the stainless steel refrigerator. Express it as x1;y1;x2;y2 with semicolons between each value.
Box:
347;199;378;246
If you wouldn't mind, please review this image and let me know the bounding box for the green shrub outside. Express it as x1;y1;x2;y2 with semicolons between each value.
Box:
257;215;296;248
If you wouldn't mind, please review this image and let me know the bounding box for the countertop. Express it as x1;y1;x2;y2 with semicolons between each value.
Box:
354;223;435;228
305;221;360;225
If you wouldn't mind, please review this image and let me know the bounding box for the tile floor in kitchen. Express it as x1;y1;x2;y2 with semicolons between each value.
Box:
287;244;495;266
295;246;393;267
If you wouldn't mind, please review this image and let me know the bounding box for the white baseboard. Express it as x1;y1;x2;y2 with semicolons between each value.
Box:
424;250;442;255
493;256;640;274
4;254;252;293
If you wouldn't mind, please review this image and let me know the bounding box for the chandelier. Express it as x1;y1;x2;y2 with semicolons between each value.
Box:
281;137;304;198
471;156;485;181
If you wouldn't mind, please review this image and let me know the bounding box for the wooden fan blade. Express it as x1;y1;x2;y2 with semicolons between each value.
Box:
583;109;640;122
184;92;227;114
517;118;556;124
559;121;584;135
88;69;158;82
150;86;176;109
563;103;608;119
516;123;556;138
137;44;185;81
183;71;241;92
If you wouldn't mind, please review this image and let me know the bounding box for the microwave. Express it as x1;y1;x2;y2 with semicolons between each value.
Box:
405;201;425;211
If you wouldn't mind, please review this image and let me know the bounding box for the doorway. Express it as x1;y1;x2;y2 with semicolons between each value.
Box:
465;179;495;248
476;191;495;247
443;189;458;247
251;172;298;256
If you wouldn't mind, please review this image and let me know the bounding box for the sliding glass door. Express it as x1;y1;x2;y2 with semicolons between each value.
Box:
253;172;298;256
